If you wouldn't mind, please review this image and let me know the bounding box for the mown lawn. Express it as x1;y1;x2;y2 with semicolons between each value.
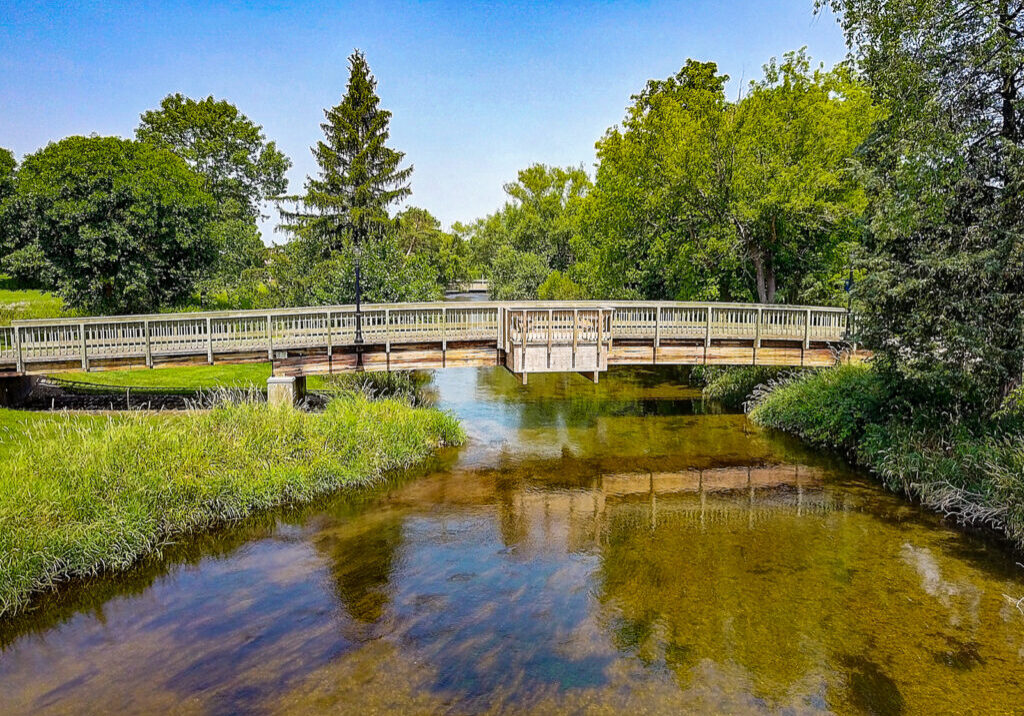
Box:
0;286;70;325
0;395;463;618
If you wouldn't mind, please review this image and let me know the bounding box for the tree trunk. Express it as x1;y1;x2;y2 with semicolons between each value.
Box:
754;253;767;303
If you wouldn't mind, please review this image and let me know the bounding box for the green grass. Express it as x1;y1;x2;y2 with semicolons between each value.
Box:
0;396;463;618
749;364;1024;548
0;287;70;325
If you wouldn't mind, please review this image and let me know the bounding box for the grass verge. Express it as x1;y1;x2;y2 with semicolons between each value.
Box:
749;364;1024;548
0;395;463;618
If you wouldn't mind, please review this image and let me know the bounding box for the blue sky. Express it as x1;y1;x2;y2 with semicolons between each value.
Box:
1;1;848;240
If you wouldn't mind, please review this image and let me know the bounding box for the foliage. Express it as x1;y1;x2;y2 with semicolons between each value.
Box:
537;270;585;300
0;148;15;265
10;136;216;314
821;0;1024;417
695;366;796;410
396;206;469;288
461;164;590;299
318;370;432;405
0;394;463;617
748;363;888;449
574;52;879;303
488;245;549;300
281;50;411;256
136;93;290;222
199;218;268;292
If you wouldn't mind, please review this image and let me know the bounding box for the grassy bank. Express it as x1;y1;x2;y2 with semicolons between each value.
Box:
749;364;1024;548
0;395;463;618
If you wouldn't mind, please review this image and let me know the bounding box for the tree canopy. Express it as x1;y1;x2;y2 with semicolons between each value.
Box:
12;136;216;313
282;50;412;257
822;0;1024;416
573;52;879;303
136;93;290;221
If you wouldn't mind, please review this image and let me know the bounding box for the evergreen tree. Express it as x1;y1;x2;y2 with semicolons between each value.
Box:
283;50;412;256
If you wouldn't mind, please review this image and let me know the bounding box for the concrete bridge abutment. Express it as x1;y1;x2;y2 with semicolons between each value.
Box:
267;375;306;407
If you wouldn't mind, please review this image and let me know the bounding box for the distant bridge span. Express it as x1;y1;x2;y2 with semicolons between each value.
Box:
0;301;864;404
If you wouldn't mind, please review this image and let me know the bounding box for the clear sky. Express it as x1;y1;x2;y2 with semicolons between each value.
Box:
1;1;849;241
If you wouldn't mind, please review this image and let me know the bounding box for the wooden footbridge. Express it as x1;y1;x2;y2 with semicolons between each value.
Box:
0;301;862;403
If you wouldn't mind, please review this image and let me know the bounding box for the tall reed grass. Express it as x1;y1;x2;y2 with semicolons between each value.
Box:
0;395;462;618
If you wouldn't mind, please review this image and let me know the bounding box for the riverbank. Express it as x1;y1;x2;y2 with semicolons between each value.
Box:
0;394;463;618
748;364;1024;549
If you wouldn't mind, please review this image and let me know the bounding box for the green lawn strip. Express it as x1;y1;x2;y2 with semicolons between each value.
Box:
749;364;1024;548
0;287;70;325
0;396;463;618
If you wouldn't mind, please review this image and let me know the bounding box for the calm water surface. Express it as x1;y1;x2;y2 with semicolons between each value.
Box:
2;366;1024;714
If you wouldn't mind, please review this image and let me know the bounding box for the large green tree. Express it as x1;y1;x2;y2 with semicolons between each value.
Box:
282;50;412;257
823;0;1024;415
395;206;468;288
462;163;589;299
575;54;878;303
12;136;216;313
136;94;290;221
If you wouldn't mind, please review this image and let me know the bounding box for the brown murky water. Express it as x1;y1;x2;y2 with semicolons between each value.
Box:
2;366;1023;714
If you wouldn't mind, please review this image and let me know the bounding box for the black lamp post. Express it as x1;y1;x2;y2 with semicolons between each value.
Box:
354;244;363;346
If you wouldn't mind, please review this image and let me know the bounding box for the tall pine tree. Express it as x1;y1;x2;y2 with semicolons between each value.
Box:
283;50;412;256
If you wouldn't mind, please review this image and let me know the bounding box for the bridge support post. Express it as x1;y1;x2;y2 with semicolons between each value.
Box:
267;375;306;407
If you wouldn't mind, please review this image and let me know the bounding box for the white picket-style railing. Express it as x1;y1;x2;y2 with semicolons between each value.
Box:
0;301;851;372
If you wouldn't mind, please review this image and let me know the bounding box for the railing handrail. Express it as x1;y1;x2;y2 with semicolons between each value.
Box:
9;299;849;328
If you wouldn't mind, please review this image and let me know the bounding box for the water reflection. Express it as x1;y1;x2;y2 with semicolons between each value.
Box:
2;366;1023;714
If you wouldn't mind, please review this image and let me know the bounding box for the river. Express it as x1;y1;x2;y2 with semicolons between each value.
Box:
2;366;1023;714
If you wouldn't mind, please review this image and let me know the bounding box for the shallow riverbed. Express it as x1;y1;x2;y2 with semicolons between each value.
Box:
2;366;1023;714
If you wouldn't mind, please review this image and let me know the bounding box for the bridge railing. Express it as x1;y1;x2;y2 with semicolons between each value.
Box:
1;301;851;372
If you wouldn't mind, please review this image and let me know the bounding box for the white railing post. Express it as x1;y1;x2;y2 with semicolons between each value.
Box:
804;309;812;350
705;306;713;347
266;314;274;360
206;317;214;364
144;319;152;368
14;326;23;373
79;322;88;371
754;307;762;365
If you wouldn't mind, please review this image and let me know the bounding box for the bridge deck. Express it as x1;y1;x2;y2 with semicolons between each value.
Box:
0;301;862;380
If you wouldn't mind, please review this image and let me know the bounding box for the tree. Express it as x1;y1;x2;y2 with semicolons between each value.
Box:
282;50;412;257
460;164;590;298
13;136;216;313
822;0;1024;415
488;245;548;300
574;54;878;303
395;207;468;288
136;94;290;221
728;51;878;302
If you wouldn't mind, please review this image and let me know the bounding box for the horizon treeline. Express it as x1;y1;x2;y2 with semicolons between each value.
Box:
2;0;1023;418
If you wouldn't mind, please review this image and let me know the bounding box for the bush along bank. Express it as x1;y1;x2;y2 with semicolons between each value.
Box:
690;365;798;410
0;394;463;619
748;364;1024;549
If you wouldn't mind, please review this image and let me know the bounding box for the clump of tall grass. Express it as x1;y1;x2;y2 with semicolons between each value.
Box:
0;395;463;618
690;365;798;410
317;370;431;405
748;364;1024;548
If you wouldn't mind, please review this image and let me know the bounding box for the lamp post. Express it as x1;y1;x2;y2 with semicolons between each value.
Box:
354;244;363;346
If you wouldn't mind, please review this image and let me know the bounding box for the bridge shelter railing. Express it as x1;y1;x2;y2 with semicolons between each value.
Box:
0;301;851;373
